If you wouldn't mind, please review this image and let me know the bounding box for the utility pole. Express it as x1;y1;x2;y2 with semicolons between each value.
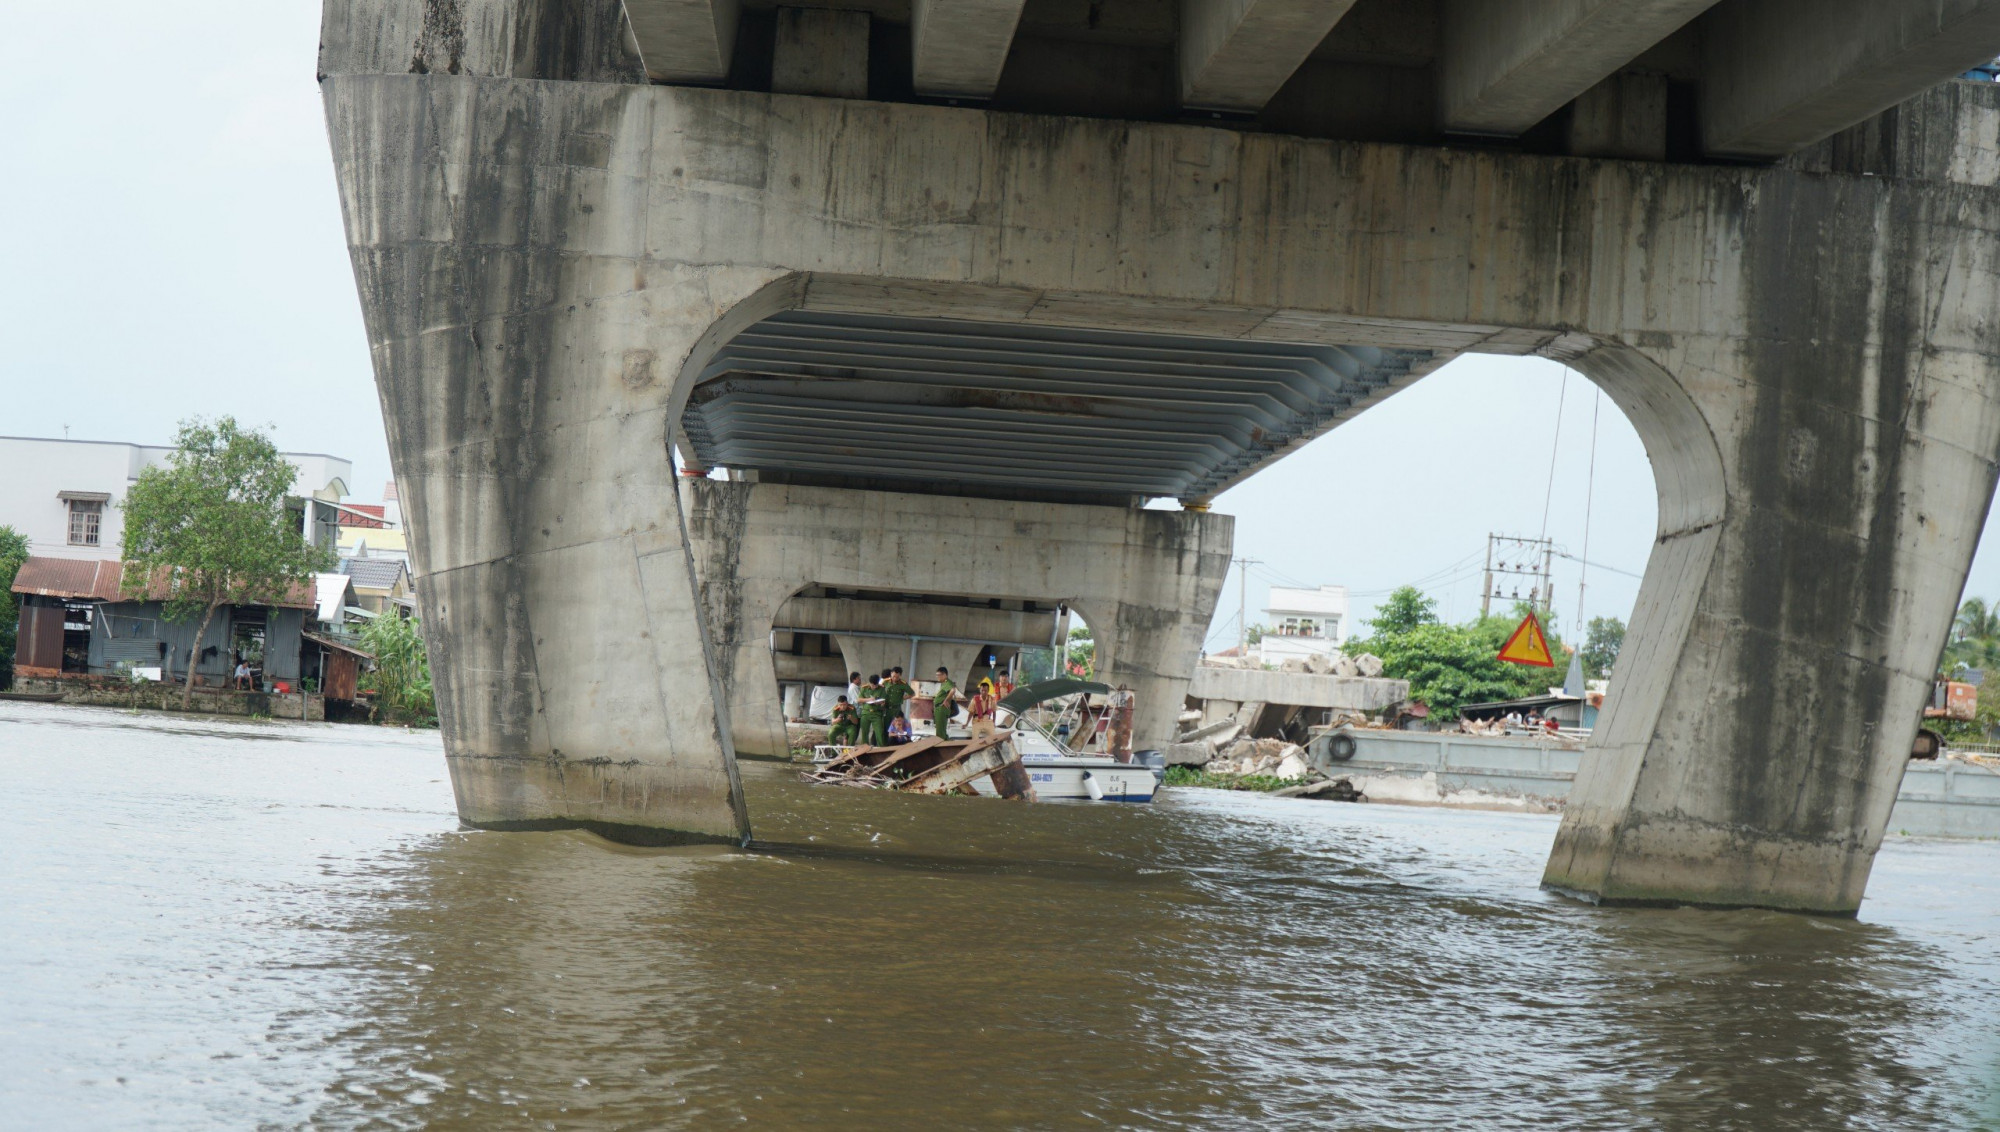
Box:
1482;534;1555;618
1480;539;1495;619
1234;556;1261;656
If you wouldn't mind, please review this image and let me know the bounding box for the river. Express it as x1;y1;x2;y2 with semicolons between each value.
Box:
2;701;1996;1130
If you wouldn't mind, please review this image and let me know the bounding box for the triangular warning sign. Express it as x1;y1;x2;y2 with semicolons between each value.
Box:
1497;611;1556;668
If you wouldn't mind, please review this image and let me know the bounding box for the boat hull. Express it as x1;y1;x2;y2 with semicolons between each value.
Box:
975;758;1160;802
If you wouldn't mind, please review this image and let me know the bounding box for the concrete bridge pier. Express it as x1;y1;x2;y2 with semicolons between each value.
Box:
1546;324;2000;913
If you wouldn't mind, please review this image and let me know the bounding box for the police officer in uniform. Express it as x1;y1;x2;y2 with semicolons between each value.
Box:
931;667;959;741
881;666;913;725
828;696;859;746
857;674;889;746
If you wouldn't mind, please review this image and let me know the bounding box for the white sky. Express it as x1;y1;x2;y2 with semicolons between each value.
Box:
8;0;2000;644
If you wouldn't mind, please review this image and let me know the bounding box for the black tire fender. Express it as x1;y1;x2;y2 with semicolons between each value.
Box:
1327;731;1358;762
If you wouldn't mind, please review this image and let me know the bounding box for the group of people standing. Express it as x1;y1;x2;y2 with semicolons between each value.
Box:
826;666;1006;748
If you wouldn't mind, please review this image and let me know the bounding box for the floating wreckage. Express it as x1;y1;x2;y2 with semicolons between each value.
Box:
802;734;1038;800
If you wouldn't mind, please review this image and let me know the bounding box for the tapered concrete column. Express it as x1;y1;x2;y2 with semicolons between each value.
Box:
683;480;1234;758
1545;182;2000;911
321;0;765;844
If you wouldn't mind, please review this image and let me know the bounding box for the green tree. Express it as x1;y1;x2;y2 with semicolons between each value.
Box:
1580;616;1626;681
0;525;28;689
361;614;436;723
120;417;330;710
1348;591;1568;717
1945;596;2000;675
1245;623;1268;646
1367;586;1438;636
1065;625;1096;678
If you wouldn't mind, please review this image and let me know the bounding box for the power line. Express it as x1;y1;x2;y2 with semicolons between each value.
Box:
1576;386;1602;631
1538;369;1570;544
1552;549;1642;581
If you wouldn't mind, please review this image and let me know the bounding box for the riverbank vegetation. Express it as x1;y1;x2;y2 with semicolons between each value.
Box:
0;525;26;689
360;614;436;726
1162;765;1301;792
1343;586;1578;718
121;418;330;710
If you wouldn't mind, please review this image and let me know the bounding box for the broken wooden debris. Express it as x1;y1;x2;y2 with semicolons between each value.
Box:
802;734;1036;801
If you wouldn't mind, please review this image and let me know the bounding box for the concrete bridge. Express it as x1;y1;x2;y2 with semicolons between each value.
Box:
321;0;2000;913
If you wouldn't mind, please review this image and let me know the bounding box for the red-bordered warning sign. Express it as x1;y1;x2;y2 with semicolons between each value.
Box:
1497;611;1556;668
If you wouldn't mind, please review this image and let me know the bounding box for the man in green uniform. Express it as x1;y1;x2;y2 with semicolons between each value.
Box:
931;667;958;741
881;666;912;726
828;696;858;746
857;674;889;746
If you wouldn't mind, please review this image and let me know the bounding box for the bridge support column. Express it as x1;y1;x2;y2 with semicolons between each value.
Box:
1545;187;2000;911
683;480;1234;758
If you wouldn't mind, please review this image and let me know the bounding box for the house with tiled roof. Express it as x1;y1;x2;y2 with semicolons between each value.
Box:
337;555;412;615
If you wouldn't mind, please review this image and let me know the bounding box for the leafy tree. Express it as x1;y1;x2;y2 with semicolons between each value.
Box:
0;525;28;689
360;614;436;723
1245;623;1268;646
1945;596;2000;676
1580;616;1626;681
1366;586;1438;636
120;417;330;709
1348;592;1568;717
1066;625;1096;678
1956;597;2000;644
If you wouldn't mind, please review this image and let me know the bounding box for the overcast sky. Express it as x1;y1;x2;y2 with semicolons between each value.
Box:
8;0;2000;645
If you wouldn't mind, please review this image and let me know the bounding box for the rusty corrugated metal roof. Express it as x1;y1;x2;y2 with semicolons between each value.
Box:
9;557;315;609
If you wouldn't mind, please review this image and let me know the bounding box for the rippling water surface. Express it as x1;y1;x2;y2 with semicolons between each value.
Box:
3;702;1998;1129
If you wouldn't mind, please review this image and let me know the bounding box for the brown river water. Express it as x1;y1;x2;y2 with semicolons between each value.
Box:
2;701;1997;1130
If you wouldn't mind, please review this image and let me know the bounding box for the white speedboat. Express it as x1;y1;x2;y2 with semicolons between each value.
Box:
976;679;1163;802
969;727;1160;802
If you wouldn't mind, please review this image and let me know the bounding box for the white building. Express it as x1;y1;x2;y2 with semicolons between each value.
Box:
0;435;353;562
1258;584;1349;662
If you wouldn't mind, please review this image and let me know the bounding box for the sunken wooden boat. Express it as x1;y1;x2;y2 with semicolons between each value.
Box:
803;734;1036;800
0;691;66;703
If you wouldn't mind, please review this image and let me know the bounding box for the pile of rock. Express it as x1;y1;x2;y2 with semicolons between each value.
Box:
1205;736;1313;780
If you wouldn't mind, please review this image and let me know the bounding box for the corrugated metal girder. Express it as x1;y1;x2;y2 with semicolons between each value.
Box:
681;310;1435;501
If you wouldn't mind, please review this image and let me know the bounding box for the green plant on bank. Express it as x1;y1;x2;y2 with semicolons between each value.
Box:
1065;625;1096;678
360;613;436;725
0;525;28;689
1343;585;1568;719
1944;596;2000;676
1580;615;1625;681
1162;765;1304;792
120;418;331;711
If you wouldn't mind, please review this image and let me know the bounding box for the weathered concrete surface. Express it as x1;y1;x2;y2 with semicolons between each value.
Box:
683;480;1233;758
323;0;2000;904
1188;664;1406;712
1700;0;2000;159
624;0;738;84
911;0;1030;99
1437;0;1716;137
1179;0;1359;112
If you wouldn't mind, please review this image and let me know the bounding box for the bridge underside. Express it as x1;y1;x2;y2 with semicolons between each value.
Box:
323;0;2000;913
682;310;1436;504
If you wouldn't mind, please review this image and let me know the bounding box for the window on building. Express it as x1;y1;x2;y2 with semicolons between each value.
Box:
67;499;104;546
